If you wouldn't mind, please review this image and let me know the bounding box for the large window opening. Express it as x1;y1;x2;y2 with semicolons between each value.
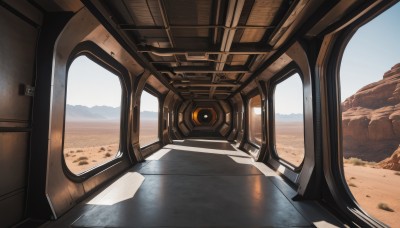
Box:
140;90;159;147
64;55;122;175
274;73;304;167
340;3;400;226
248;94;262;146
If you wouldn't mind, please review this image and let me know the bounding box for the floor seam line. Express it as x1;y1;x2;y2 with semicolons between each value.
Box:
267;177;314;226
139;173;264;176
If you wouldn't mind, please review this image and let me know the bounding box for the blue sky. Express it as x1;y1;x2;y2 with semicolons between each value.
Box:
274;73;303;114
67;56;122;108
140;90;159;112
340;2;400;100
67;56;159;112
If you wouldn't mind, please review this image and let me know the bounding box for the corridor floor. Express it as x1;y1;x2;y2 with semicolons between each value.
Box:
44;139;341;227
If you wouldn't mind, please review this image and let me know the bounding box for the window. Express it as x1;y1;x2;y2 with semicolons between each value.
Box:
274;73;304;167
63;56;122;175
340;3;400;226
140;90;159;146
248;94;262;146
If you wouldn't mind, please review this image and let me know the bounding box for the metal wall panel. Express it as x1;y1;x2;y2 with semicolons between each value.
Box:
0;2;40;226
0;191;25;227
0;6;37;122
0;133;29;196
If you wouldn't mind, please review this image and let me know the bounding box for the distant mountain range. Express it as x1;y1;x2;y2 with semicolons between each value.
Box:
66;104;302;122
275;113;303;122
66;104;158;121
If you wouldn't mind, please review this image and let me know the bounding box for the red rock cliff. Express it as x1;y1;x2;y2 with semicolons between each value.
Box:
342;63;400;162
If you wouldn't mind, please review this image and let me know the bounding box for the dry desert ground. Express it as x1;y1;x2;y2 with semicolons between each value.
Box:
63;120;158;174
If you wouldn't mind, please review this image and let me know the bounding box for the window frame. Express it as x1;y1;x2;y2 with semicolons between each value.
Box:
320;2;398;226
139;84;162;149
269;67;306;172
246;90;263;148
61;41;130;182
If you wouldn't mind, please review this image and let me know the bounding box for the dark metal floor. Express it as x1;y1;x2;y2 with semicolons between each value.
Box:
43;139;341;227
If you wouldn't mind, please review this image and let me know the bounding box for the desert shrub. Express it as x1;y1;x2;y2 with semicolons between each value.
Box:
70;150;75;153
65;153;69;157
378;203;394;212
77;156;88;161
78;161;89;166
347;157;366;166
345;157;376;166
395;172;400;176
100;147;106;151
73;156;88;163
348;183;357;187
77;149;84;153
108;149;112;152
350;177;356;180
104;152;111;157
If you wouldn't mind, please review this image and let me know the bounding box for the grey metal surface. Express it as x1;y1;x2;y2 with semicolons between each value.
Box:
0;133;29;227
72;175;311;227
0;133;29;196
0;6;37;122
39;140;348;227
139;151;261;176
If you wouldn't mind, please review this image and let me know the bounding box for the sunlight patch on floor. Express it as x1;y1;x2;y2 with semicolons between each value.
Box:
314;221;340;228
87;172;145;205
228;155;277;176
164;144;250;157
146;149;171;160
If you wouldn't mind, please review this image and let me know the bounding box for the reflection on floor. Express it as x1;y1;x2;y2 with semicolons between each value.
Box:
44;139;341;227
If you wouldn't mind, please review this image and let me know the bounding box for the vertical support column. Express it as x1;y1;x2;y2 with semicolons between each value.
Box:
131;70;151;162
28;12;73;220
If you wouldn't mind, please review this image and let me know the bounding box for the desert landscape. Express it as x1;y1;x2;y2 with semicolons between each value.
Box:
139;119;159;147
63;121;121;174
275;121;304;166
63;104;159;175
64;119;159;174
339;63;400;227
343;159;400;227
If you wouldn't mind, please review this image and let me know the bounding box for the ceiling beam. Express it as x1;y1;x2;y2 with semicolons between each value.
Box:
137;43;271;56
118;24;276;30
173;83;239;87
211;0;245;99
210;0;221;99
149;60;247;64
177;90;232;95
157;0;182;72
157;66;250;74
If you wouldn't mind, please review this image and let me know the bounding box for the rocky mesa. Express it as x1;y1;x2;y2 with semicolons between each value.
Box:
342;63;400;167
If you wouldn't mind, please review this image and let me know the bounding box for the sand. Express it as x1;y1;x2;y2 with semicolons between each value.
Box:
275;121;304;166
139;120;159;146
344;164;400;227
63;120;159;174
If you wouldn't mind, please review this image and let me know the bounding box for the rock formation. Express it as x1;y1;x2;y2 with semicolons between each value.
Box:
342;63;400;165
378;146;400;171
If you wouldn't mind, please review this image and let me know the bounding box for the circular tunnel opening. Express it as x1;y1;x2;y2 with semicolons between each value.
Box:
198;109;213;124
192;108;217;126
